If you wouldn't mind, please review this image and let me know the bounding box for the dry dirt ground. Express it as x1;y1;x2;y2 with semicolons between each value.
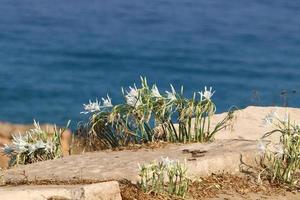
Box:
1;106;300;199
120;173;300;200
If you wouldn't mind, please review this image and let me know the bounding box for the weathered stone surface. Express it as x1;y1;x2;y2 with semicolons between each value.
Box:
3;139;258;184
0;181;121;200
83;181;122;200
0;186;73;200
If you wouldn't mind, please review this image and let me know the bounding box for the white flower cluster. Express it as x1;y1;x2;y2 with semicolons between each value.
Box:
263;109;289;126
165;85;215;102
2;134;55;156
82;84;216;113
138;157;179;171
138;156;188;197
2;120;57;158
125;84;163;107
81;95;113;114
161;156;178;167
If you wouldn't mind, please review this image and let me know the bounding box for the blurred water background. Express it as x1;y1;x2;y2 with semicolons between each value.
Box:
0;0;300;128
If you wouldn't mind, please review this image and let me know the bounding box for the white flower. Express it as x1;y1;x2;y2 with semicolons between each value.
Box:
125;86;142;107
161;156;176;167
165;85;177;101
282;113;289;123
273;144;284;158
102;95;113;107
151;85;162;98
199;86;215;101
263;111;276;125
12;134;28;153
28;143;37;155
257;140;267;155
81;99;101;114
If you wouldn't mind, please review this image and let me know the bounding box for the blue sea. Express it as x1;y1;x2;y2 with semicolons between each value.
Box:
1;0;300;128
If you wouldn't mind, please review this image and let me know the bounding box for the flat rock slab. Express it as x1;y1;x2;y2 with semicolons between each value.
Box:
0;181;121;200
3;139;258;184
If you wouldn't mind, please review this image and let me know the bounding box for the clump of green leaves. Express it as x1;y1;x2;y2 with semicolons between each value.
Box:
2;120;70;166
138;157;189;197
81;77;235;149
258;111;300;185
